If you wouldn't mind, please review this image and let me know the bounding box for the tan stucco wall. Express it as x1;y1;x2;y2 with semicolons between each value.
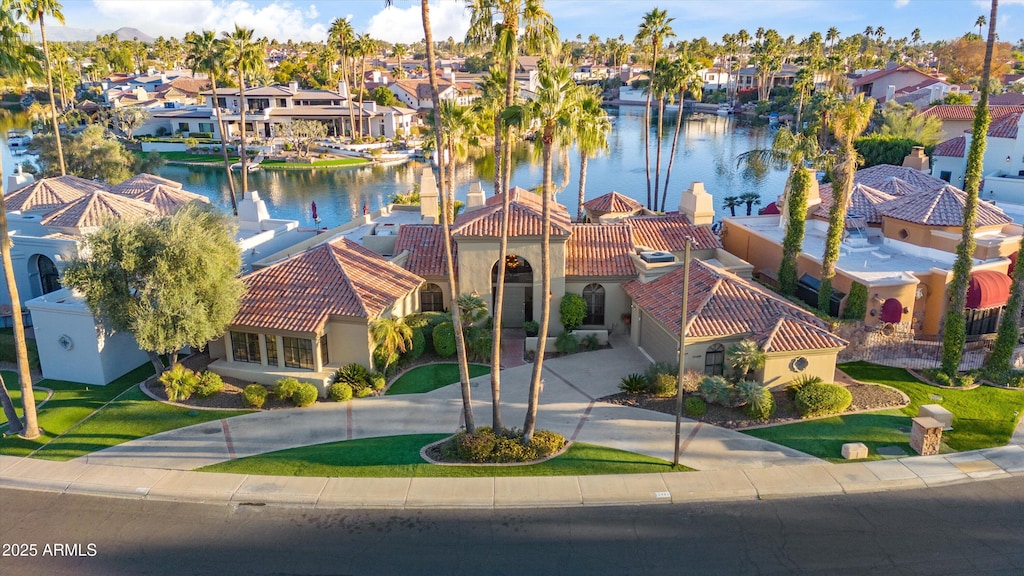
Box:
455;236;568;336
325;319;374;370
762;350;840;389
565;279;631;331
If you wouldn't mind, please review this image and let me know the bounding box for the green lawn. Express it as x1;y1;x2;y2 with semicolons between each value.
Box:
743;362;1024;460
0;363;155;457
0;329;40;369
261;158;368;169
134;151;237;163
200;434;690;477
386;363;491;395
33;386;248;461
0;371;49;426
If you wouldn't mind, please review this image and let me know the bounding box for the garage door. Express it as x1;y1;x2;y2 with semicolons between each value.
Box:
639;311;678;364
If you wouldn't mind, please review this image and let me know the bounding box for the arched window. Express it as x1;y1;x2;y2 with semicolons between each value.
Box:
704;343;725;376
582;283;605;325
420;283;444;312
37;255;61;296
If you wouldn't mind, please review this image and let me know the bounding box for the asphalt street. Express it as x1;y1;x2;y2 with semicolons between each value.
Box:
2;476;1024;575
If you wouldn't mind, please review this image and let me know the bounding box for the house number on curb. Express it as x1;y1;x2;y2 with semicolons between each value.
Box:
654;491;671;499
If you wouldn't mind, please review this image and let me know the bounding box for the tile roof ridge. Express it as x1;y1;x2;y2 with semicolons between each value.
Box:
760;315;787;353
328;238;371;318
686;272;722;337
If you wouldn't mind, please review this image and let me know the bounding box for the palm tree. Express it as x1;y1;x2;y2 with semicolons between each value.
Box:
976;15;987;37
186;30;238;215
466;0;557;432
819;92;875;315
792;67;815;131
737;128;829;295
475;66;508;199
392;43;408;74
574;88;611;221
0;0;42;438
947;0;999;376
370;317;413;375
722;196;742;217
438;100;474;220
329;17;355;138
354;33;376;140
222;25;265;197
635;8;675;210
19;0;66;176
661;55;703;209
505;59;579;443
726;339;766;380
826;27;840;56
740;191;761;215
416;0;476;433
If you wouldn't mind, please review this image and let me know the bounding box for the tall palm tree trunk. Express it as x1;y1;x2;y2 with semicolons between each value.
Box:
39;17;65;175
655;95;666;211
238;73;249;195
577;154;589;221
523;119;555;444
0;373;23;435
421;0;474;433
210;77;238;215
663;89;685;198
643;68;654;209
358;57;367;139
0;180;40;439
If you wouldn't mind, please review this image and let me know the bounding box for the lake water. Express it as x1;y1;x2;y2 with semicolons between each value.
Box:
4;107;790;226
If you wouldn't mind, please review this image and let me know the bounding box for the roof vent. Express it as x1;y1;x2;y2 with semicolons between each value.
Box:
640;251;675;263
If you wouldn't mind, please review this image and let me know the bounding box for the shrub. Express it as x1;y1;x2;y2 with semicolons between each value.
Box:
443;427;565;463
1009;373;1024;388
333;363;370;390
194;371;224;398
328;382;353;402
530;429;566;458
559;293;588;332
650;373;678;397
292;383;319;407
786;374;823;400
795;382;852;418
404;327;426;362
955;374;975;388
274;377;302;400
160;364;199;402
680;370;703;394
466;326;492;363
619;373;648;394
555;331;579;355
432;322;456;357
645;361;678;381
355;387;374;398
699;375;734;406
373;347;400;375
842;282;869;320
523;320;539;337
242;384;268;408
685;396;707;416
931;371;953;387
370;371;387;391
581;333;600;351
737;381;775;420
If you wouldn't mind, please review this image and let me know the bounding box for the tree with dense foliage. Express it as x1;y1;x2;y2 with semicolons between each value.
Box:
737;128;828;295
878;101;943;146
659;54;703;211
934;36;1010;84
819;93;875;314
466;0;558;432
371;85;398;106
18;0;67;176
944;0;998;377
62;203;244;374
32;124;135;184
370;317;413;375
854;135;924;168
186;29;238;215
574;87;611;221
277;119;328;157
726;339;766;380
106;106;148;141
222;25;266;196
634;8;675;210
751;29;785;101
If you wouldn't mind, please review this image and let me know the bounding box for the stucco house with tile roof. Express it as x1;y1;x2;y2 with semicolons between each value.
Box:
931;107;1024;202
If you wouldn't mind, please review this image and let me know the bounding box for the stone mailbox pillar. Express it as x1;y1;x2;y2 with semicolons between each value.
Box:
910;416;943;456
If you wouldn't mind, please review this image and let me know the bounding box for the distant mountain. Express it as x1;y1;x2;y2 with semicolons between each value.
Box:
36;25;155;43
113;27;154;43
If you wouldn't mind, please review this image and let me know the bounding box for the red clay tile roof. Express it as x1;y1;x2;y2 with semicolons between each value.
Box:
393;224;456;277
991;93;1024;105
627;214;721;251
566;224;636;277
982;111;1022;139
452;187;572;237
877;185;1012;227
920;104;1024;120
129;184;209;215
623;259;846;350
851;65;932;88
233;237;424;333
583;191;642;213
40;191;159;228
4;175;107;212
109;173;183;195
812;183;896;224
818;165;947;209
933;135;966;158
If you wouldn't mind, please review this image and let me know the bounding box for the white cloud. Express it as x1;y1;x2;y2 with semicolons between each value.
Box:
365;1;471;45
894;0;910;8
92;0;329;42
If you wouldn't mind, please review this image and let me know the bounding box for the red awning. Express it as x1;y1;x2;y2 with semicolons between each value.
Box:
761;201;780;215
880;298;903;323
966;270;1013;310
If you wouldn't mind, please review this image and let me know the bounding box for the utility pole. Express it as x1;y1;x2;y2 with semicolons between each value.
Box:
673;238;693;467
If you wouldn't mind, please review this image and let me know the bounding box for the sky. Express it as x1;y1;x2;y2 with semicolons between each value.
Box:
54;0;1024;46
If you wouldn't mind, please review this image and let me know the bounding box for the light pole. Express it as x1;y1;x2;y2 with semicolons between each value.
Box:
673;238;693;467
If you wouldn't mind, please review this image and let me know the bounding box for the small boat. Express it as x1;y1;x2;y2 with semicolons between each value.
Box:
715;104;733;116
6;129;32;153
231;153;264;172
768;112;780;125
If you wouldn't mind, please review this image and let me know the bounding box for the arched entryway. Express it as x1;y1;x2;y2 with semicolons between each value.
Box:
28;254;60;298
492;254;533;327
880;298;903;324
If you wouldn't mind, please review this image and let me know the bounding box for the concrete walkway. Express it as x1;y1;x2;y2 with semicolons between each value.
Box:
82;346;818;471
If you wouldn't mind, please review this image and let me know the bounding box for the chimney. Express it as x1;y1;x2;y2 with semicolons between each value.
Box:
337;80;349;99
362;101;377;113
288;81;299;93
885;85;896;102
678;182;715;225
902;146;930;172
805;168;821;207
160;73;167;84
7;164;34;193
237;190;270;231
419;169;439;222
466;181;485;211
